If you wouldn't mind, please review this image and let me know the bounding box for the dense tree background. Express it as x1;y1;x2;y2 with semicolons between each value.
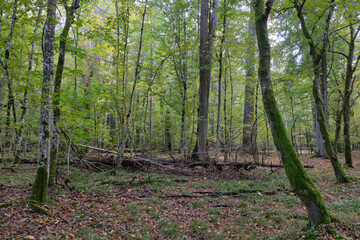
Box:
1;0;359;162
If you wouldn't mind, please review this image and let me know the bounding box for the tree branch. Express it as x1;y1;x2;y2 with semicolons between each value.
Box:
328;50;348;59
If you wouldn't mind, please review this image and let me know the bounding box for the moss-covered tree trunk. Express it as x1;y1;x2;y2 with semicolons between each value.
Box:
342;23;357;168
294;0;349;183
48;0;81;187
254;0;331;227
29;0;57;203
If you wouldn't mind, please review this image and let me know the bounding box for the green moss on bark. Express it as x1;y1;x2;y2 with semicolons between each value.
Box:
29;166;49;203
13;154;21;164
48;148;57;187
255;0;331;227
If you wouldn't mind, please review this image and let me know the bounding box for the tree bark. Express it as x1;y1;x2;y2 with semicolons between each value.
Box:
342;23;358;168
215;0;227;162
73;11;81;99
243;0;256;153
255;0;331;227
49;0;81;186
116;0;147;169
30;0;57;202
333;107;342;153
314;53;328;157
0;3;3;33
196;0;219;161
165;109;172;151
170;8;189;160
14;2;44;164
294;0;349;183
0;0;18;109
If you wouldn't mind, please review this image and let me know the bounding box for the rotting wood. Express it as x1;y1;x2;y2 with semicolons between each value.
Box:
187;161;314;169
160;189;281;198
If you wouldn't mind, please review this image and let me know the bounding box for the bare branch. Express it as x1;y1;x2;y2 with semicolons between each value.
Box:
328;50;348;59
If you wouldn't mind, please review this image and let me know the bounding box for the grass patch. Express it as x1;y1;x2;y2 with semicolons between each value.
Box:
159;219;180;237
190;219;209;236
190;199;203;208
273;194;300;207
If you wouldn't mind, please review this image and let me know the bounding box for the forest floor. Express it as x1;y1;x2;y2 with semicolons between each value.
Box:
0;152;359;239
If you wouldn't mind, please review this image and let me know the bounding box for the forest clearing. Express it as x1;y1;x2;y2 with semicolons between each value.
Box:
1;0;360;239
1;152;359;239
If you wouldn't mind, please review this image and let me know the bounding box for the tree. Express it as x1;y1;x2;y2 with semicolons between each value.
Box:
14;1;44;164
196;0;219;161
49;0;81;187
294;0;349;183
254;0;331;226
29;0;57;202
242;0;256;154
329;11;360;168
116;0;147;168
215;0;227;161
0;0;18;110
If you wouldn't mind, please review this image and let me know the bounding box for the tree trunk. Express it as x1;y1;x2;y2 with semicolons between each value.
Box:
333;105;342;153
196;0;219;161
255;0;331;227
30;0;57;203
228;52;234;162
343;24;357;168
116;0;147;169
14;2;43;164
243;0;256;153
294;0;348;183
5;82;15;143
73;11;81;99
165;109;172;152
314;53;328;157
0;3;3;33
215;1;227;162
0;0;18;108
49;0;81;187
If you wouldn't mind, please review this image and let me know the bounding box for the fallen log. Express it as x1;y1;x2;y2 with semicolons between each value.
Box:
187;161;314;170
160;189;279;199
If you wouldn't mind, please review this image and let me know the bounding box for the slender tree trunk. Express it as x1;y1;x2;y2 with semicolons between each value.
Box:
255;0;331;227
243;0;256;153
228;52;234;162
251;84;259;162
119;3;130;138
181;82;187;159
295;0;348;183
0;3;3;33
215;1;227;161
73;11;80;99
0;0;18;108
314;53;328;157
14;3;43;164
223;53;228;161
180;14;188;160
116;0;147;169
49;0;81;186
165;109;172;151
30;0;57;202
196;0;219;160
333;107;342;153
5;80;16;150
343;24;357;168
